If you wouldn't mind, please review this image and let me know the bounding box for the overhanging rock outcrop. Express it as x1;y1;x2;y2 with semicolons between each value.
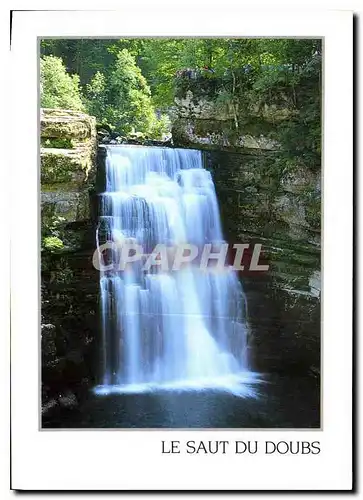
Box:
172;77;289;152
41;108;97;224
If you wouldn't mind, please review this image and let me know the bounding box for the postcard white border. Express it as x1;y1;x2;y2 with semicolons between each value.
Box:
10;8;352;490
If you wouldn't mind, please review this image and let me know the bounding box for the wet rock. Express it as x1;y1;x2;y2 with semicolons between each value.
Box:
100;134;111;144
205;149;320;376
41;108;99;419
41;323;57;358
66;349;84;365
41;190;90;224
41;398;58;415
59;391;78;409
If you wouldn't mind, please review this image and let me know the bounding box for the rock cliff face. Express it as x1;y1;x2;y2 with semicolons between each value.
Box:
41;109;97;224
41;109;99;422
41;90;320;423
172;78;291;152
172;77;321;378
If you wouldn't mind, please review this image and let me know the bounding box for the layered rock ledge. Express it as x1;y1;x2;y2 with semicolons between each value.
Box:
172;75;321;377
40;108;97;224
41;109;99;418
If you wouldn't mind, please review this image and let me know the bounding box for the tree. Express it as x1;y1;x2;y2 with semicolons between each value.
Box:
40;55;85;111
40;39;321;152
85;71;108;121
84;49;163;136
108;49;155;133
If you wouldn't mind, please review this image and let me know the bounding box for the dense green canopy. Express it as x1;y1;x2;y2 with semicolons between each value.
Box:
40;38;321;158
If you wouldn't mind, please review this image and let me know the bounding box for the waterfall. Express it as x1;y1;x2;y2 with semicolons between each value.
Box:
95;146;254;395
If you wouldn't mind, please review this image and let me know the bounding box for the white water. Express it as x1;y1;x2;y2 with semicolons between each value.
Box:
95;146;255;395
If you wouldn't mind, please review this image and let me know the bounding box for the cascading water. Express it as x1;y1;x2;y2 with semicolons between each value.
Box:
95;146;256;396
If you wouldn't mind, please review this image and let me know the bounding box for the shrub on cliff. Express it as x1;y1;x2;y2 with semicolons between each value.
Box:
40;55;85;111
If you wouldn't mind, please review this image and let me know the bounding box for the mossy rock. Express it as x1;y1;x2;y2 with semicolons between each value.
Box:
41;137;75;149
172;118;280;152
41;148;93;184
41;190;90;223
41;108;96;140
41;118;92;140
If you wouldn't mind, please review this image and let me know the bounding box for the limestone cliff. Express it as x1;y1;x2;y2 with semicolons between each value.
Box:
41;109;99;422
172;75;321;377
41;108;97;225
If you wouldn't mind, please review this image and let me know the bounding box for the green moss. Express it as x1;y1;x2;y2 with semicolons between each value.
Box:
41;119;91;139
40;149;91;184
237;116;275;138
41;109;96;141
173;116;279;152
41;182;79;192
267;246;319;268
305;204;321;231
41;203;56;227
41;137;75;149
193;119;234;136
300;189;321;231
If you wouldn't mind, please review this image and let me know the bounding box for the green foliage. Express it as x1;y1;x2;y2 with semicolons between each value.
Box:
41;137;74;149
42;236;64;252
106;49;154;134
139;39;187;108
41;40;116;85
40;38;321;159
50;258;74;284
83;49;168;138
85;71;108;121
40;56;85;111
150;113;171;140
41;215;66;253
